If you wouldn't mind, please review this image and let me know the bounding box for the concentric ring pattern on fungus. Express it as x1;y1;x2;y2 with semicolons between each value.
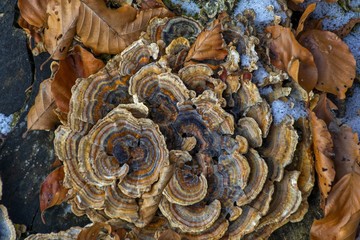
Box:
53;15;314;240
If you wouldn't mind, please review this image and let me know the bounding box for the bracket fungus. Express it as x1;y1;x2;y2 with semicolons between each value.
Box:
51;13;314;240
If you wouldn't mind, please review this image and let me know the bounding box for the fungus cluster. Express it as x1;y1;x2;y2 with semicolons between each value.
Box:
52;16;314;239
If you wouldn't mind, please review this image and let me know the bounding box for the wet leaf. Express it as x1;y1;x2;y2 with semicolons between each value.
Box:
27;79;59;131
185;19;228;64
310;111;335;209
51;45;105;113
265;25;318;92
311;125;360;240
298;29;356;99
40;166;68;223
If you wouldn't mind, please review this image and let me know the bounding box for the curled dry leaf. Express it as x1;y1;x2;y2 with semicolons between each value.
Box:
265;25;318;92
51;45;105;113
185;19;228;66
309;111;335;209
17;0;48;28
27;79;59;132
40;166;68;223
311;126;360;240
333;18;360;38
295;3;316;36
312;93;337;126
290;0;304;4
298;29;356;99
77;222;114;240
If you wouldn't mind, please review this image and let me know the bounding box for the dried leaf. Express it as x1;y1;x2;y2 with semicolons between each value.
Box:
157;229;181;240
185;19;228;64
18;16;47;56
51;45;105;113
298;29;356;99
288;58;300;82
331;125;360;182
40;166;68;223
77;223;113;240
290;0;304;4
138;0;166;10
296;3;316;36
76;1;173;54
265;25;318;92
311;125;360;240
309;111;335;209
18;0;49;28
312;93;337;126
27;79;59;131
44;0;81;60
333;18;360;38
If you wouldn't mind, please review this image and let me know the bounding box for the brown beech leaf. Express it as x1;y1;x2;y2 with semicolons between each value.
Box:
265;25;318;92
44;0;81;60
296;3;316;36
311;125;360;240
40;166;68;223
331;125;360;182
51;45;105;113
298;29;356;99
309;111;335;209
333;18;360;38
290;0;304;4
185;19;228;64
138;0;166;10
76;1;173;54
27;79;59;131
77;222;113;240
18;0;49;28
312;93;337;126
158;229;181;240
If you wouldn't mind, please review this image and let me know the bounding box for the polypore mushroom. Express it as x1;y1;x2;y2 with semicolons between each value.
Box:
51;14;314;239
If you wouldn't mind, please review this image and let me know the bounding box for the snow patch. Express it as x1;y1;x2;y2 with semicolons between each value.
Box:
344;24;360;75
252;62;269;85
0;113;13;135
271;99;307;124
342;84;360;136
170;0;200;16
233;0;287;31
302;1;360;31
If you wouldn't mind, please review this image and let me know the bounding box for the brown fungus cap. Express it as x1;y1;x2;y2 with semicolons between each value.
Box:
51;14;314;238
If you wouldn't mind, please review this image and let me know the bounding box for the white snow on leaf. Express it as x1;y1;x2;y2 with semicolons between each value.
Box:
271;98;307;124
